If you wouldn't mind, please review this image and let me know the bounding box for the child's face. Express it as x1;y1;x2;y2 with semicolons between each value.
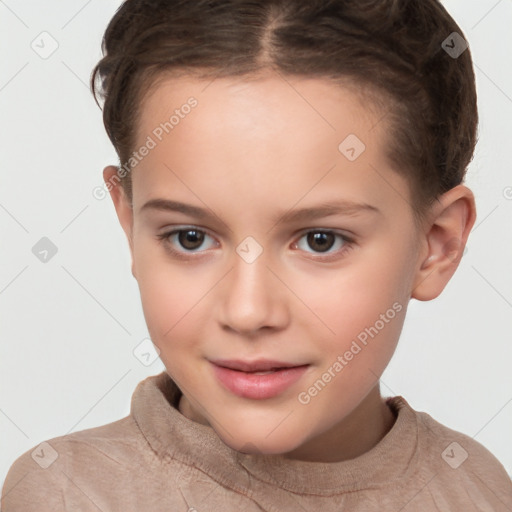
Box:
111;74;428;460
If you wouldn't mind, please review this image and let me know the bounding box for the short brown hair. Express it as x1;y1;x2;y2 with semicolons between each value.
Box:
91;0;478;225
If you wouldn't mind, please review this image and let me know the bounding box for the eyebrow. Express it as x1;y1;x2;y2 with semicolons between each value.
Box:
140;198;381;224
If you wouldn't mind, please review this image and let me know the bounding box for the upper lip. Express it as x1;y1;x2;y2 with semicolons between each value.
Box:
210;359;308;372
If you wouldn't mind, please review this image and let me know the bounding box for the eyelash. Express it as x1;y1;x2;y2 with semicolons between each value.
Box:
156;226;355;262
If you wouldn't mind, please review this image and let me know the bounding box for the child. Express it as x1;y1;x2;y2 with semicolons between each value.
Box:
3;0;512;510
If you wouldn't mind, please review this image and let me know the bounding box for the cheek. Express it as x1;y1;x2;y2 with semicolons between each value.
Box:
290;252;409;372
294;258;406;334
134;248;207;347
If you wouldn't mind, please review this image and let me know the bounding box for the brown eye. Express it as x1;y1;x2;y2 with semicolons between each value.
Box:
177;229;205;251
306;232;335;253
294;230;354;261
157;227;215;255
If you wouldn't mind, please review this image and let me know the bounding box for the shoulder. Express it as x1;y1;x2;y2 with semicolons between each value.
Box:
415;403;509;475
392;397;512;510
1;415;146;511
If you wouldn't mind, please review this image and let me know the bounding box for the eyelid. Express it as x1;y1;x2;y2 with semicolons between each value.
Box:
157;225;356;260
292;228;355;260
294;226;355;240
157;225;219;248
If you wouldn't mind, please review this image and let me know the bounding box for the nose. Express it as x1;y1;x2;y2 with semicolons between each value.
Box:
218;247;289;337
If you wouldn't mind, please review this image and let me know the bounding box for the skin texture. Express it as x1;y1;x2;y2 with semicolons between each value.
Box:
104;73;476;462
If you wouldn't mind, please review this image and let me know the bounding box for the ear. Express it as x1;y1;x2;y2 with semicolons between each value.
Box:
412;184;476;301
103;166;137;279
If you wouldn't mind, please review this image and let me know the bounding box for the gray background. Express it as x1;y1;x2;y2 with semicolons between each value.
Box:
1;0;511;485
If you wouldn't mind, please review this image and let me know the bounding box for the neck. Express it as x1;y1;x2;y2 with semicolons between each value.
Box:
283;384;397;463
178;382;397;463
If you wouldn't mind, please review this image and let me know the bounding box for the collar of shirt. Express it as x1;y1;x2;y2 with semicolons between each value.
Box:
130;371;419;496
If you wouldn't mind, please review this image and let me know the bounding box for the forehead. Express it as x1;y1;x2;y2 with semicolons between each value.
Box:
131;73;411;220
136;73;381;145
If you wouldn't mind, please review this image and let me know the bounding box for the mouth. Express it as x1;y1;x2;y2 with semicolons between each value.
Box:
210;359;307;372
209;359;310;400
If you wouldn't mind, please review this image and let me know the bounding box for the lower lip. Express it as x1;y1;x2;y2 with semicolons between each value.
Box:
211;363;310;400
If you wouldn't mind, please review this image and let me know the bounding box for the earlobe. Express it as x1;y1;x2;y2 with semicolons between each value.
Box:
411;185;476;301
102;165;136;277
